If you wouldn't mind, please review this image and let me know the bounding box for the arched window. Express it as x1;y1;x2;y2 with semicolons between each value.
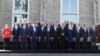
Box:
60;0;79;23
12;0;29;26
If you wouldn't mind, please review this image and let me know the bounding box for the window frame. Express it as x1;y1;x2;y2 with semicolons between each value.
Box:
60;0;79;24
12;0;29;27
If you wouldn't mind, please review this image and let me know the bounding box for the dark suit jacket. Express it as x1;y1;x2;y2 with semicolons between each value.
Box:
26;26;32;37
50;25;55;37
82;28;88;42
52;26;58;40
20;27;28;38
83;28;88;38
57;26;61;37
89;28;97;39
40;27;47;39
46;27;51;39
74;27;83;41
67;28;74;42
36;25;41;37
61;27;67;38
12;26;20;37
30;27;37;39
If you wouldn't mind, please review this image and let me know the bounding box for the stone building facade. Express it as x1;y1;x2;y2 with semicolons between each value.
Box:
0;0;99;30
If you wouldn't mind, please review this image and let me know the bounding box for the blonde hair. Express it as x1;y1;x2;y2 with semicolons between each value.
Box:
4;24;9;28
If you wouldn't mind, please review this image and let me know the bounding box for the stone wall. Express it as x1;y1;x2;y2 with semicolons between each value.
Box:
96;0;100;25
1;0;13;28
29;0;41;23
44;0;60;23
0;0;98;29
79;0;95;27
0;0;3;31
29;0;60;23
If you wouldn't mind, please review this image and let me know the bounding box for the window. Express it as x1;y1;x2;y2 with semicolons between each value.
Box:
12;0;29;26
60;0;79;23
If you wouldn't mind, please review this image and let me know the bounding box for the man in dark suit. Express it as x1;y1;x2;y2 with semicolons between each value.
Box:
49;24;54;49
52;24;59;49
67;23;74;50
59;23;66;49
36;22;42;49
82;25;88;49
26;23;32;49
89;25;97;49
74;24;83;49
45;24;51;49
12;23;20;49
30;23;38;49
56;24;61;49
39;24;46;49
64;22;69;49
19;23;28;50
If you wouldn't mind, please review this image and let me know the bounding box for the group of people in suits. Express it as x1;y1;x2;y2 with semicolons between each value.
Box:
2;21;97;50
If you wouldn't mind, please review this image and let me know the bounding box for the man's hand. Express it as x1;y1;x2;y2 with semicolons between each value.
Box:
61;33;64;36
73;38;75;42
80;37;83;42
30;37;32;39
12;35;13;38
39;37;41;40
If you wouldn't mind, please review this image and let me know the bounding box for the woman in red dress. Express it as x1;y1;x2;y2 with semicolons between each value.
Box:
2;24;11;49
